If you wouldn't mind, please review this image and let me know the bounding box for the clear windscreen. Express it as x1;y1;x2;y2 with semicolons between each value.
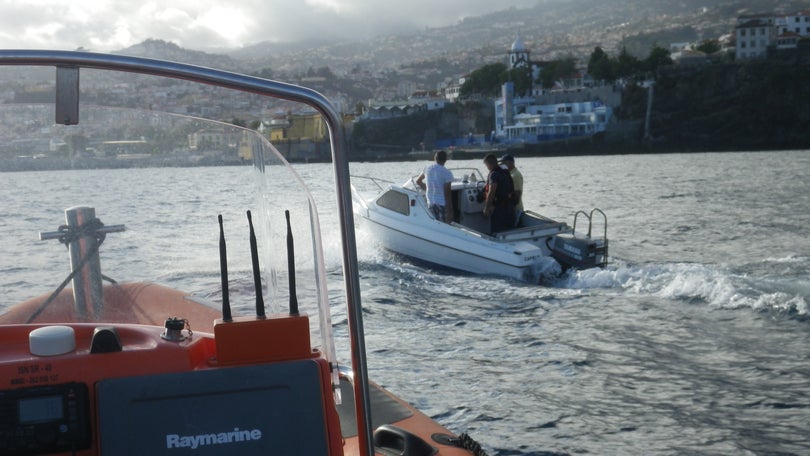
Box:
0;67;336;371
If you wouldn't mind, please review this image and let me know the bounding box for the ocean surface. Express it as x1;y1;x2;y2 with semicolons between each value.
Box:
3;150;810;455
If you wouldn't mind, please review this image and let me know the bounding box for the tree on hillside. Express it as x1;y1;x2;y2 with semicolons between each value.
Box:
255;68;274;79
460;62;535;97
505;67;534;96
539;56;578;89
460;63;508;97
588;45;673;81
305;66;335;79
588;47;615;81
616;47;642;78
695;39;721;54
644;45;673;73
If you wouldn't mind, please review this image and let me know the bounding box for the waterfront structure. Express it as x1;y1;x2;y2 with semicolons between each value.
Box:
493;39;612;145
360;100;426;120
359;93;445;120
494;83;611;144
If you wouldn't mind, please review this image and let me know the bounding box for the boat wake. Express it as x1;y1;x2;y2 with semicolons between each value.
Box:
555;256;809;318
352;226;809;319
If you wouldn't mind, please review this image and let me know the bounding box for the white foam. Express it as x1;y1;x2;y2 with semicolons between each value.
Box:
557;260;809;316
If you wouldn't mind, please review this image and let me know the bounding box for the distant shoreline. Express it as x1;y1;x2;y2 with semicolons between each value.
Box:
2;147;805;172
0;156;246;172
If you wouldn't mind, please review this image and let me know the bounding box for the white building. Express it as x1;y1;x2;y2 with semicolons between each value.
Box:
188;128;238;150
778;11;810;36
494;82;611;144
735;11;810;60
775;32;802;50
493;38;611;144
444;76;466;101
735;17;777;60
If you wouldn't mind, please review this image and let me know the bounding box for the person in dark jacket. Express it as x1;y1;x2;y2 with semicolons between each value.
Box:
482;153;514;234
499;154;524;226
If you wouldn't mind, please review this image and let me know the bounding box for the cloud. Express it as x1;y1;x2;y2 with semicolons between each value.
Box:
0;0;538;51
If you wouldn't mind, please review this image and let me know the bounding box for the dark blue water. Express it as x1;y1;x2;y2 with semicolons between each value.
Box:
3;151;810;455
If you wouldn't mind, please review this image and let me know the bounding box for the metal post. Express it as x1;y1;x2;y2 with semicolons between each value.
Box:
40;207;125;321
65;207;104;319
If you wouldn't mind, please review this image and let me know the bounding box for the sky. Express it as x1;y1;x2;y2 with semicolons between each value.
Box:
0;0;539;52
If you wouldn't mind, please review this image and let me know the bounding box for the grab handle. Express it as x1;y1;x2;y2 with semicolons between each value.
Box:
373;424;436;456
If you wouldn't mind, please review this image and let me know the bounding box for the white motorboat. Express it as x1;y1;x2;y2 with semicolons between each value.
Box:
353;169;608;282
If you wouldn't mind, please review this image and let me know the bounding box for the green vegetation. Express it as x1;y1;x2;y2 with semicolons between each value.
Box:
351;101;493;155
352;109;451;153
459;46;673;99
619;26;698;58
460;63;510;97
587;46;673;81
642;60;810;151
538;57;578;89
354;53;810;155
695;39;721;54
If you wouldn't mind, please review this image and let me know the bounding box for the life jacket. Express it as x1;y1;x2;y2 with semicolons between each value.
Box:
486;167;514;207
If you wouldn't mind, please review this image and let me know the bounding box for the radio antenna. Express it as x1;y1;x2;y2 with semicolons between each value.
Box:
246;211;265;318
285;210;299;315
218;214;232;322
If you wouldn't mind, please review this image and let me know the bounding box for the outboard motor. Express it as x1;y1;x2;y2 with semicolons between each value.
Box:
551;209;608;270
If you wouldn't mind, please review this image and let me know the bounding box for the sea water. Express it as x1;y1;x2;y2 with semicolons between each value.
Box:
2;150;810;455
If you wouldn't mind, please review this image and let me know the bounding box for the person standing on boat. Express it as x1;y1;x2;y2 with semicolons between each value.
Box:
416;150;454;223
483;153;515;233
499;154;524;226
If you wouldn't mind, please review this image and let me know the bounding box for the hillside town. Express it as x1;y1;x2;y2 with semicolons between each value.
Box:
0;6;809;167
359;10;810;151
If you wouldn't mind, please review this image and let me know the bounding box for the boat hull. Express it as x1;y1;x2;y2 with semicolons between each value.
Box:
354;178;580;282
362;210;556;282
0;284;473;455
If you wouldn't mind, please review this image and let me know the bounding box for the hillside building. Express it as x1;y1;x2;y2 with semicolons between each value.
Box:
735;11;810;60
778;11;810;35
735;17;777;60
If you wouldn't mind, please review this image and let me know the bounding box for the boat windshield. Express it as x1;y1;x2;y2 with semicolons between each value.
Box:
400;167;486;190
450;167;486;183
0;63;338;381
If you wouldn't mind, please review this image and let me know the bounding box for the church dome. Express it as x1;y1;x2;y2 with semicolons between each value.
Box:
511;35;526;52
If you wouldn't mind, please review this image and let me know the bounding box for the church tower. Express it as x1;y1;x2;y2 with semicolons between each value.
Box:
508;34;529;69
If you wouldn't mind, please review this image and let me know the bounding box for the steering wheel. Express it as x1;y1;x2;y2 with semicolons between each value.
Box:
410;175;425;192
